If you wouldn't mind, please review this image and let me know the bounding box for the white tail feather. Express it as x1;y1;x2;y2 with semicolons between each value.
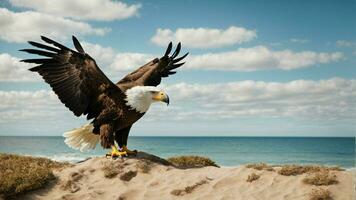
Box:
63;124;99;152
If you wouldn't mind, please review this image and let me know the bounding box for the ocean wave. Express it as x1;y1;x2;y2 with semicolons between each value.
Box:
35;153;92;163
346;167;356;172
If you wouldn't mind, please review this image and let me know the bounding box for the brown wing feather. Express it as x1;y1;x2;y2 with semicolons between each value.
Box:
21;36;123;120
117;42;188;88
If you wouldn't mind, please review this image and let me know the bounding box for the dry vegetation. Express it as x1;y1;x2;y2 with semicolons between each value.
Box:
303;171;338;186
246;173;260;182
167;156;219;168
119;170;137;181
309;188;332;200
171;179;209;196
246;163;274;171
136;160;152;173
278;165;343;176
101;161;123;178
0;153;69;197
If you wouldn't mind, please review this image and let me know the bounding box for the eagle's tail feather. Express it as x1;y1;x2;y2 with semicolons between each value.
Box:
63;124;99;152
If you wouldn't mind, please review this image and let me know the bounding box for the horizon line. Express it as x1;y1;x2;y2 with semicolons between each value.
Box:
0;135;354;138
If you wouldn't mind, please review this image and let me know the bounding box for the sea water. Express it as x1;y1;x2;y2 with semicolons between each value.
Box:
0;136;354;168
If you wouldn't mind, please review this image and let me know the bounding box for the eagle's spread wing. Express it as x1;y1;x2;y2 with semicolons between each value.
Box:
117;42;188;87
21;36;123;119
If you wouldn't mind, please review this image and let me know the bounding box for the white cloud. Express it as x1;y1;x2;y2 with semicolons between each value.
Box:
0;90;57;109
161;78;356;121
336;40;356;47
9;40;120;81
85;44;343;72
186;46;343;71
1;78;354;132
0;53;38;82
150;26;257;48
84;44;343;73
290;38;309;43
81;42;155;71
0;90;60;122
0;8;109;43
2;43;345;82
110;53;155;71
81;42;116;66
9;0;141;21
81;42;154;72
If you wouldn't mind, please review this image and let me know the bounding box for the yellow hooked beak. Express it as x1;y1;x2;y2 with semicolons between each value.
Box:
152;91;170;105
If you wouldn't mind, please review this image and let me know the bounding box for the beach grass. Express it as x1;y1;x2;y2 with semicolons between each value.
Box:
303;171;338;186
102;162;122;178
278;165;343;176
309;188;332;200
246;172;260;182
167;155;219;168
136;160;153;173
246;163;274;171
120;170;137;181
0;153;69;197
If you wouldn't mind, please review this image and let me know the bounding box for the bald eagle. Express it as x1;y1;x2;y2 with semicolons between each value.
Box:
20;36;188;157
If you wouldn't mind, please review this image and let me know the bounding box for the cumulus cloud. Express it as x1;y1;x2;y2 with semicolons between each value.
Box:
336;40;356;47
0;90;60;122
186;46;343;71
290;38;309;43
0;8;109;43
9;0;141;21
150;26;256;48
110;53;155;71
81;42;116;66
2;43;345;82
0;90;57;109
84;43;342;72
84;44;343;72
2;78;353;123
80;42;155;71
161;78;356;121
0;43;153;82
0;53;38;82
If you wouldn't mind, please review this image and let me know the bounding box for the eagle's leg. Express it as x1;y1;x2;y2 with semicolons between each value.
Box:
115;127;137;156
122;145;137;155
106;145;127;158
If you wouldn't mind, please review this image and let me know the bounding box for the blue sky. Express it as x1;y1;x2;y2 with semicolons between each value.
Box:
0;0;355;137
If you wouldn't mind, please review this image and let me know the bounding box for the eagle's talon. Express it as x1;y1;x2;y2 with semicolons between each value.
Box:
122;146;137;156
106;145;128;158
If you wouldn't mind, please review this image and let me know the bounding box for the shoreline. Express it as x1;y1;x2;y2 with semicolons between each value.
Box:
1;153;355;200
1;136;353;168
11;153;356;170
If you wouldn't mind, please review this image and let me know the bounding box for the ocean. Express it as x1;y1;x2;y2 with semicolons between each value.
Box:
0;136;354;168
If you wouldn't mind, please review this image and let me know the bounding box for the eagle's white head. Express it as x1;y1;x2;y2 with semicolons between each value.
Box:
125;86;170;113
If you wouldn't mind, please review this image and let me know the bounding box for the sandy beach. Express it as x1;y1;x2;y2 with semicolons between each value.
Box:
11;152;353;200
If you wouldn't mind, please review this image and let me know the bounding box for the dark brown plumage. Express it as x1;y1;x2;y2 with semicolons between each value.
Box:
20;36;188;149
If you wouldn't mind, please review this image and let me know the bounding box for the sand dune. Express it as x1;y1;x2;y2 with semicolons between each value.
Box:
20;152;354;200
